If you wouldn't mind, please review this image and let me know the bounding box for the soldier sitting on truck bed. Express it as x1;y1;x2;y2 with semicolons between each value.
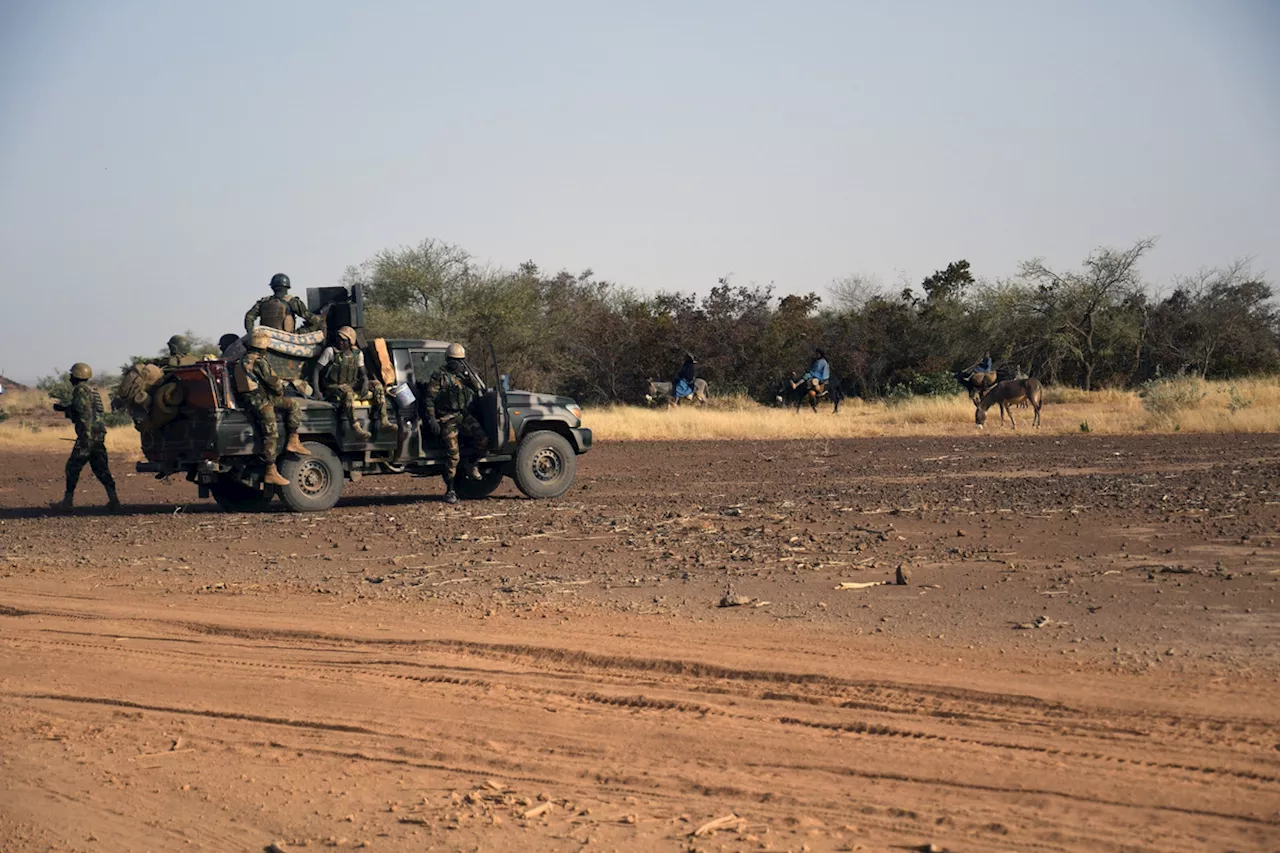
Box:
420;343;488;505
235;328;311;487
244;273;319;335
313;325;391;442
142;335;199;369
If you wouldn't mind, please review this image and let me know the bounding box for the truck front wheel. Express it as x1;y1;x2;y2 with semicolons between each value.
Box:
513;430;576;499
278;442;344;512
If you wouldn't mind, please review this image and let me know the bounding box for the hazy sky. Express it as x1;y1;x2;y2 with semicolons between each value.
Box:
1;0;1277;382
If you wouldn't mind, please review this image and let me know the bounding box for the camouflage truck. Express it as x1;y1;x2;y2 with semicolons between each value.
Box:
127;286;591;512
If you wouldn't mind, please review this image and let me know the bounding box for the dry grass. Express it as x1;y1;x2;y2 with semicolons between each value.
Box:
0;387;53;417
1;387;140;458
585;377;1280;441
0;422;142;457
3;379;1276;452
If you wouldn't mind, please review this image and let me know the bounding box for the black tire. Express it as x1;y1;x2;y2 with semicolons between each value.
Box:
277;442;344;512
513;430;576;499
455;466;505;500
209;479;274;513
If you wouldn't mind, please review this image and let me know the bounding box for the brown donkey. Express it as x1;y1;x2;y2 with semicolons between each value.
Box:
975;378;1043;429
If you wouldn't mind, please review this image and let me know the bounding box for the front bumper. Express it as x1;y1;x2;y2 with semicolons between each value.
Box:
572;427;593;453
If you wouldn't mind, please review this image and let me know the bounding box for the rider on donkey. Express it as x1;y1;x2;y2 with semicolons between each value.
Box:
671;353;698;403
792;348;830;396
965;350;994;379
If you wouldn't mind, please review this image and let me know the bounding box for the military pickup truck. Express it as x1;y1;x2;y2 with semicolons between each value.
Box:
134;335;592;513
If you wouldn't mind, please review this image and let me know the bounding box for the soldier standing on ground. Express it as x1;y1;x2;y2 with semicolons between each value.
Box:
244;273;319;335
50;363;119;512
421;343;488;505
313;325;390;441
234;328;310;487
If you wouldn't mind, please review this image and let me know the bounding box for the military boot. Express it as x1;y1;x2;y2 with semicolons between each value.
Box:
264;463;290;487
442;474;458;505
49;492;74;513
283;433;311;455
392;422;413;465
350;419;372;441
462;460;483;481
105;487;121;512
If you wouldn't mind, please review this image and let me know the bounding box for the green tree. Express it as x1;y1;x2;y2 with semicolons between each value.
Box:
1020;238;1156;390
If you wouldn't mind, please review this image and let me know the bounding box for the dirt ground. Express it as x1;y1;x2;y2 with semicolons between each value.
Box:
2;434;1279;853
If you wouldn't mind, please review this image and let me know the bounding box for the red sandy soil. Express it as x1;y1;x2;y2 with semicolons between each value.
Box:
1;434;1278;852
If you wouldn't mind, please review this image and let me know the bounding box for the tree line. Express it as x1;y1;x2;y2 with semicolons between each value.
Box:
346;237;1279;405
58;237;1271;408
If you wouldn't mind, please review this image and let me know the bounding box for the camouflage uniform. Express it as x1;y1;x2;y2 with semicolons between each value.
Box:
244;294;317;335
318;346;388;433
57;382;118;508
422;365;489;484
236;350;302;462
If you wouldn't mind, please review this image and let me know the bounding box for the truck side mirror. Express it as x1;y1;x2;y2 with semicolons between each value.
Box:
500;374;510;392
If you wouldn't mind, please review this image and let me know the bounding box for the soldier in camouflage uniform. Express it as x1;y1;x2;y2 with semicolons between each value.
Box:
50;363;120;512
244;273;319;335
313;325;390;442
235;328;310;486
421;343;488;504
143;335;199;369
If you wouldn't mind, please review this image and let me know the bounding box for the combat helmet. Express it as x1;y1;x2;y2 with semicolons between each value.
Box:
168;334;190;355
446;343;466;359
336;326;358;346
249;328;272;350
70;362;93;381
269;273;291;292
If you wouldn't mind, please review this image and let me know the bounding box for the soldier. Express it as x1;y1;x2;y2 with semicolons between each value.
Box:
234;327;310;487
144;335;199;368
313;325;390;441
243;273;319;335
218;333;242;355
50;363;120;512
420;343;488;505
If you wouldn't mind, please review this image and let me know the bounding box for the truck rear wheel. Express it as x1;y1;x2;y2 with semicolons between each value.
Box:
455;466;505;500
278;442;344;512
513;430;576;499
209;479;274;513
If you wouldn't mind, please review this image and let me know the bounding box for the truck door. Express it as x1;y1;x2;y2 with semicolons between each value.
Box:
408;349;446;459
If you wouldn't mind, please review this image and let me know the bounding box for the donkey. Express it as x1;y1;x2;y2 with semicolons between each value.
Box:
975;378;1043;429
646;378;709;407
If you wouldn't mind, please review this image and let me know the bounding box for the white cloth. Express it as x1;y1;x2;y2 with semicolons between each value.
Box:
316;347;365;369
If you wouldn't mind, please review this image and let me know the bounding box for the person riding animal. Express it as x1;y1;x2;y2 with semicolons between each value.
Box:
420;343;489;506
792;348;830;396
959;350;998;402
965;351;994;378
671;353;698;403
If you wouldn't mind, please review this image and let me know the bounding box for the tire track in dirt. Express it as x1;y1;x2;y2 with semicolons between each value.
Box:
6;616;1278;801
